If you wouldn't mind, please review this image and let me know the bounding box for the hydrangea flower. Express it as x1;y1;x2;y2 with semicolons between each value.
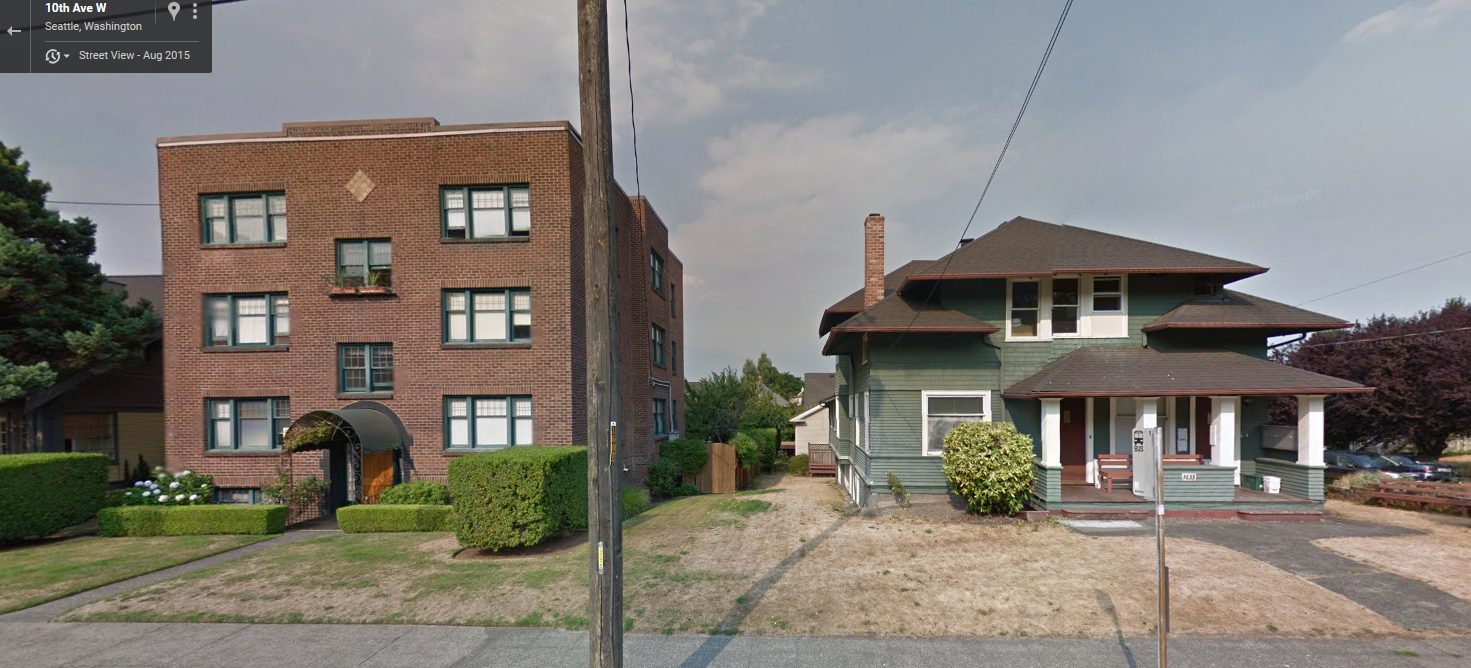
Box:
175;494;186;502
189;494;199;501
134;481;144;487
141;490;151;497
169;481;181;489
180;470;192;476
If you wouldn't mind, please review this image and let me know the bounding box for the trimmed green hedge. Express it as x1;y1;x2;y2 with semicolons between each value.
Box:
379;481;451;505
337;504;454;533
97;505;287;536
448;446;587;551
739;429;779;472
621;486;651;519
1;453;109;543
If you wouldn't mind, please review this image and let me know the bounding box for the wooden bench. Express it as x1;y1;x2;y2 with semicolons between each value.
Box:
1163;454;1204;466
1097;454;1132;494
1361;482;1471;516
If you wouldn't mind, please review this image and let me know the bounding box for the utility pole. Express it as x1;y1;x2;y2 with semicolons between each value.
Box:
577;0;623;666
1154;426;1169;668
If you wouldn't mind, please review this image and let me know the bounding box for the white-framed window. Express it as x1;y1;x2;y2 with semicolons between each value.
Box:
1092;276;1123;313
1052;278;1080;336
445;396;533;450
921;391;991;456
835;391;845;439
1007;279;1041;339
856;391;870;453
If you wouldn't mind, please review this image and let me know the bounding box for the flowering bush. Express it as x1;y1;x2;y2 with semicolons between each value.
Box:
122;467;214;506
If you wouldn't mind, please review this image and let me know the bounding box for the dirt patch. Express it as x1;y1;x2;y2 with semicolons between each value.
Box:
453;532;588;562
63;478;1405;637
1317;500;1471;602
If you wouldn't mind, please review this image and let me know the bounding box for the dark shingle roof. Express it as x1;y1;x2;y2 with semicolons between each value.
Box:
901;218;1266;291
802;373;836;406
1003;347;1371;398
819;259;933;335
822;296;999;354
1143;290;1350;334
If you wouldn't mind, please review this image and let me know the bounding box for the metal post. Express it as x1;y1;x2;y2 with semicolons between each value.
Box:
577;0;623;665
1155;426;1168;667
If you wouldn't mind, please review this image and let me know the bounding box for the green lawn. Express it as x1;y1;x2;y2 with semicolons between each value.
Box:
0;534;272;613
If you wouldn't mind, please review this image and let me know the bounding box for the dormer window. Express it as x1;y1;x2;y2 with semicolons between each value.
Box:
1009;280;1040;337
1052;278;1079;335
1007;276;1128;340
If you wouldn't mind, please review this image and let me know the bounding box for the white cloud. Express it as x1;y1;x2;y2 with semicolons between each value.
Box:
1343;0;1471;42
393;0;814;123
673;113;992;374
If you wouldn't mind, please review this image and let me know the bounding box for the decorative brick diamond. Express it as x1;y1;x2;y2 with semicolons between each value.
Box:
346;170;375;202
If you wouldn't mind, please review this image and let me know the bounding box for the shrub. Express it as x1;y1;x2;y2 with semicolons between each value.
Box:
646;457;681;499
887;471;911;507
448;446;587;551
730;433;761;472
648;439;708;499
0;452;109;543
380;481;451;505
740;428;779;472
123;467;213;506
622;486;651;519
1331;470;1389;492
337;505;454;532
788;454;809;476
941;422;1036;515
97;505;287;536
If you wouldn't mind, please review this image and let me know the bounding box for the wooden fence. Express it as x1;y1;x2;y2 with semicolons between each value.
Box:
809;443;836;477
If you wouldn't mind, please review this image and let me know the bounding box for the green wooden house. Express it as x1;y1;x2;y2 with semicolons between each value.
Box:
818;215;1369;518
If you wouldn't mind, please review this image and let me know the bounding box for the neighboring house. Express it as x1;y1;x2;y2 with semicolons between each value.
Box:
157;117;684;510
819;214;1366;516
789;373;835;456
1;275;165;483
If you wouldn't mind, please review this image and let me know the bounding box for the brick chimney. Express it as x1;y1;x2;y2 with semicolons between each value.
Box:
864;213;885;307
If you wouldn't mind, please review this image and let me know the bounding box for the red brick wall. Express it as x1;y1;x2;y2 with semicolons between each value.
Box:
157;119;682;488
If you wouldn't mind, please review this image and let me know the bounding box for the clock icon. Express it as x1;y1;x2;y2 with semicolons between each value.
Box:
45;49;61;65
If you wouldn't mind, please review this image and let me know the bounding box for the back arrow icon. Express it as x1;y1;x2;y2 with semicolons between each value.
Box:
6;27;19;36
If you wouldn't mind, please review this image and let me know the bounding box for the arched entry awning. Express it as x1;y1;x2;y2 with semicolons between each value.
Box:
283;401;409;507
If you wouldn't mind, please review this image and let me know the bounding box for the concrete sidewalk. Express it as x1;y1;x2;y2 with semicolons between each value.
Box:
1;622;1468;667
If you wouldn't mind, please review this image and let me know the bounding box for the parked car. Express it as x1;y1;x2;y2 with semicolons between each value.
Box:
1382;455;1457;482
1324;450;1407;482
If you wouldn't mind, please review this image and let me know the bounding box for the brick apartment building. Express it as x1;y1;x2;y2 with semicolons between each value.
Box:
157;117;683;508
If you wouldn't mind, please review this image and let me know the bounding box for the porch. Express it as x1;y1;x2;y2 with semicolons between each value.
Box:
1006;348;1373;519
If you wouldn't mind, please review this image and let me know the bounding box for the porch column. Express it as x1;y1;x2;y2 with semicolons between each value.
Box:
1210;396;1241;484
1296;395;1326;467
1135;397;1159;431
1040;398;1062;467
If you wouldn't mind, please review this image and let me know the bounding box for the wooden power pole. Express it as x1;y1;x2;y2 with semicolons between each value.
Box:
577;0;623;666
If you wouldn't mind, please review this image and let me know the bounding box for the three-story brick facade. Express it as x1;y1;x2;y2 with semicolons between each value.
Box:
157;118;683;503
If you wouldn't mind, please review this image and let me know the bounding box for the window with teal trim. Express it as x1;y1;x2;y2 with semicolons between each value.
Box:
339;343;393;394
444;289;531;343
653;398;668;436
202;193;287;244
651;324;665;367
336;239;393;288
650;250;664;293
445;396;533;450
205;294;290;347
441;185;531;239
207;398;290;451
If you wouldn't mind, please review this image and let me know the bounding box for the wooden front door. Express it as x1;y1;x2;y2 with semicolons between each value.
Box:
1060;398;1088;482
362;450;395;504
1194;398;1212;459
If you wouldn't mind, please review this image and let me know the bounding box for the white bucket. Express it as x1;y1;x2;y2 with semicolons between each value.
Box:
1263;475;1281;494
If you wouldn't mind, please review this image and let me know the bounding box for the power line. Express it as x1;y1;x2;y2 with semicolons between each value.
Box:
889;0;1074;348
1294;246;1471;307
620;0;641;199
1298;325;1471;348
51;200;158;207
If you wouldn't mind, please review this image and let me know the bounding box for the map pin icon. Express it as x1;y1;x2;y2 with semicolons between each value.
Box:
168;2;180;20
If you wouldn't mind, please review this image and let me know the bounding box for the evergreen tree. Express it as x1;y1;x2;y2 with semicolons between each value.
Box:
0;142;158;402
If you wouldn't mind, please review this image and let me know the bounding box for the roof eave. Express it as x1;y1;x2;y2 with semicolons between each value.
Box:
1141;321;1352;333
900;266;1268;292
1003;386;1375;399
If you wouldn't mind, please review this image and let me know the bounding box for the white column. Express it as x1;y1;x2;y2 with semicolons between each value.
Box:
1297;395;1326;467
1135;397;1159;431
1040;398;1062;467
1211;396;1241;484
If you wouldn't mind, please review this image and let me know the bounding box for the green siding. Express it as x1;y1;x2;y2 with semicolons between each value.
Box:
1255;458;1324;501
1032;461;1062;506
827;274;1277;502
1160;465;1236;502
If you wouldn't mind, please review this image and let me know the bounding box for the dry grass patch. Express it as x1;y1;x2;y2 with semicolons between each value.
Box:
61;478;1402;637
1317;500;1471;602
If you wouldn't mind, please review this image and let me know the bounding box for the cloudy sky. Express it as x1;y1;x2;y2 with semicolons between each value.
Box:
4;0;1470;378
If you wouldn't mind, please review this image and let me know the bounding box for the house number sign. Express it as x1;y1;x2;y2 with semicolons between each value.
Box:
1179;472;1198;482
